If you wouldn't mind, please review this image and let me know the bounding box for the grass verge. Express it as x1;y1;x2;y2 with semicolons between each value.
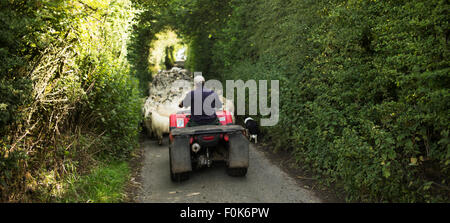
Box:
61;161;130;203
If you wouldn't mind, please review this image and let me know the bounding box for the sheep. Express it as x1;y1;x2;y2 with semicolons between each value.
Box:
142;68;194;142
151;111;170;145
157;104;180;117
143;104;155;138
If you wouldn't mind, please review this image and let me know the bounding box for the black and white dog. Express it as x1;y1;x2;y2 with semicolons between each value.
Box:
244;117;259;143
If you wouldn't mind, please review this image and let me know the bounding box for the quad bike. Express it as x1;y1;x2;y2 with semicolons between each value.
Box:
168;110;249;182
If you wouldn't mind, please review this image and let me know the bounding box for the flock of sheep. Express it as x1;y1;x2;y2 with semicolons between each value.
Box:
142;67;234;145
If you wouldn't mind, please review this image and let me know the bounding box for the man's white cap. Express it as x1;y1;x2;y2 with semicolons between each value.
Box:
194;75;205;86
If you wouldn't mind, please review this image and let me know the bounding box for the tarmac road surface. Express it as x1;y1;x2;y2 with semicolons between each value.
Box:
137;137;321;203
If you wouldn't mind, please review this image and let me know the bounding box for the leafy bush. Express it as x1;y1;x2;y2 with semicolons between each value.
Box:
0;0;141;202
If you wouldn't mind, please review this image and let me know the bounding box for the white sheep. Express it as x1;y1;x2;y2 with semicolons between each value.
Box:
151;111;170;145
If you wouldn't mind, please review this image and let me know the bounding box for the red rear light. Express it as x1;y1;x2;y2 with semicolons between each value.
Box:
202;136;215;141
190;136;193;144
224;134;229;142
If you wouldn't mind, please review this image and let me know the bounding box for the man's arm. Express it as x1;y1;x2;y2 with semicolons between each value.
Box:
179;91;191;108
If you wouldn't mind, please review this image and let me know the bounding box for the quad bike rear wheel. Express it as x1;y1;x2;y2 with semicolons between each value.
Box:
169;153;189;182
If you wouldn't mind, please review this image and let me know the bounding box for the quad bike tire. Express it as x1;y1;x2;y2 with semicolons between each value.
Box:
170;153;189;182
169;135;191;182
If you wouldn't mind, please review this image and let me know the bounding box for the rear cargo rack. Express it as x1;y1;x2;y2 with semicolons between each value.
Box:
170;125;244;136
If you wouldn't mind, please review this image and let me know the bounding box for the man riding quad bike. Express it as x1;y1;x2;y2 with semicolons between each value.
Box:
168;76;249;182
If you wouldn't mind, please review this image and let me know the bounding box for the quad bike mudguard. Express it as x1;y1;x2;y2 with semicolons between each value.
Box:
169;135;192;174
228;131;249;168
